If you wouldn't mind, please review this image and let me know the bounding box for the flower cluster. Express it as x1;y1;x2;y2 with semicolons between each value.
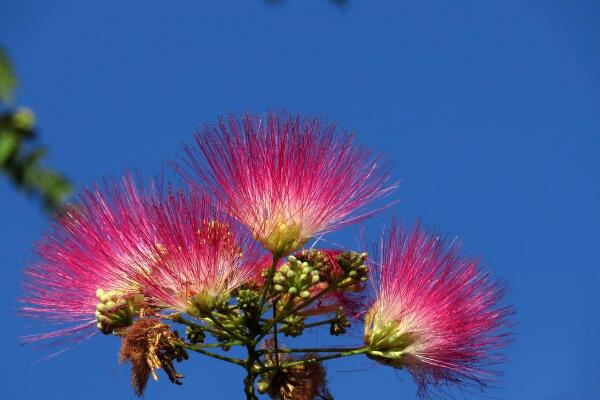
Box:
20;112;512;399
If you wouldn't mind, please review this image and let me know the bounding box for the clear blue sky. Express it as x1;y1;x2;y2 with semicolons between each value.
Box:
1;1;599;399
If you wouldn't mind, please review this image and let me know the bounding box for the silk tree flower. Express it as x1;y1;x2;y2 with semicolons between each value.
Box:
132;186;265;317
364;222;513;395
21;176;159;342
181;112;397;257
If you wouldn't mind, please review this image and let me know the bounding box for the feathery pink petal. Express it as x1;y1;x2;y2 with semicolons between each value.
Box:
133;186;265;313
181;112;398;256
21;176;158;342
364;222;513;396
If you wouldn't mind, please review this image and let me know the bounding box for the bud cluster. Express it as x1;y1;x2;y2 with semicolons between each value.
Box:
273;255;320;299
336;252;368;288
186;291;230;317
280;314;305;337
296;249;330;273
330;307;351;336
185;325;206;344
95;288;138;334
211;311;245;349
236;288;260;313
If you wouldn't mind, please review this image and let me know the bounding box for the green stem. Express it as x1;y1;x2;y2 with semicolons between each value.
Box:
168;313;243;344
301;318;336;330
180;343;246;366
258;347;369;373
244;343;260;400
192;341;243;348
258;346;365;355
273;299;280;367
257;255;280;315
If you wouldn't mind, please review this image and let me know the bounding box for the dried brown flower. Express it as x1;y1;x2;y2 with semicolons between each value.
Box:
119;318;188;396
259;341;333;400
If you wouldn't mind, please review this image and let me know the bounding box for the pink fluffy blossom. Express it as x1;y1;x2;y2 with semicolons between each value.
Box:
181;112;397;257
133;186;264;315
364;222;513;395
21;176;158;343
21;176;263;342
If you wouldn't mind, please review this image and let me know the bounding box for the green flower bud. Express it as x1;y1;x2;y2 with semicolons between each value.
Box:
364;310;418;368
108;290;121;302
281;314;305;337
94;288;141;334
185;325;206;344
330;308;351;336
257;380;270;394
13;108;35;130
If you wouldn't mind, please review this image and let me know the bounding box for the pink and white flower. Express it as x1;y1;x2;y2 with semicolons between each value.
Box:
21;176;157;342
134;186;264;315
182;112;397;257
364;222;513;395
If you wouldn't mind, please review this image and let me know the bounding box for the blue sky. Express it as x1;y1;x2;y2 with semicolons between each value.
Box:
1;1;599;399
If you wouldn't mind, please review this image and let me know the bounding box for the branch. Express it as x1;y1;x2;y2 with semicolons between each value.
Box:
180;342;246;366
258;346;365;355
258;347;369;373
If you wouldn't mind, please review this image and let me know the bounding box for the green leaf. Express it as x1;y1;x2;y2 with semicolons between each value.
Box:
0;131;19;164
0;48;17;104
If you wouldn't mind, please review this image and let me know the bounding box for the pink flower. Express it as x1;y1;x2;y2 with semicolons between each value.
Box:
133;186;264;316
21;176;158;342
181;112;397;257
22;176;264;342
364;222;513;395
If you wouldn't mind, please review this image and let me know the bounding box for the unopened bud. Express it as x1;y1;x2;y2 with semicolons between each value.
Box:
13;108;35;130
257;381;270;394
